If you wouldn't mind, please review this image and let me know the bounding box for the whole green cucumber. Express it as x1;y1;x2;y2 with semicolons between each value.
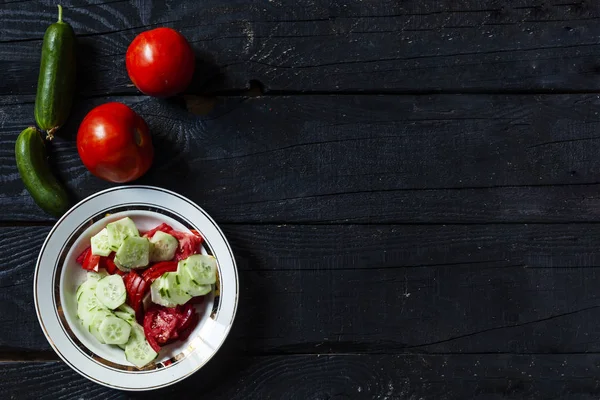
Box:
15;127;70;217
34;5;76;140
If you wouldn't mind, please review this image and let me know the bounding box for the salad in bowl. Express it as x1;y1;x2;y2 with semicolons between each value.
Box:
73;216;217;368
36;186;238;390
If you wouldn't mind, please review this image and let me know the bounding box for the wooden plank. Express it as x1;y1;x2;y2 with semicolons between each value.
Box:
2;354;600;399
6;224;600;354
2;1;600;94
3;94;600;223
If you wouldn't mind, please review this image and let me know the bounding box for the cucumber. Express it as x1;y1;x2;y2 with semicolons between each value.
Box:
76;278;96;301
113;258;131;273
88;309;114;344
125;324;157;368
99;315;131;345
115;236;150;269
150;275;176;308
91;228;111;256
77;294;108;330
149;231;178;262
114;311;135;325
106;217;139;251
34;5;76;139
125;338;157;368
150;272;191;307
15;127;70;217
128;322;145;341
179;254;217;285
117;303;136;316
77;286;104;317
95;275;126;309
177;261;211;297
86;269;108;282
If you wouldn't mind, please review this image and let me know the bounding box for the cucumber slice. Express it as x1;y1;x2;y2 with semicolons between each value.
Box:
117;303;135;316
149;231;178;262
179;254;217;285
91;228;112;256
128;321;145;341
99;315;131;345
89;309;114;344
95;275;126;310
86;269;108;283
117;343;126;350
106;217;139;251
162;272;192;306
77;279;108;329
150;275;177;307
125;324;158;369
115;236;150;269
113;257;131;273
77;287;105;319
115;311;135;325
80;307;105;331
76;279;96;301
125;339;157;368
177;262;211;296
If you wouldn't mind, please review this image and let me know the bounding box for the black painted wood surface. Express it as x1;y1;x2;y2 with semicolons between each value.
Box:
2;0;600;398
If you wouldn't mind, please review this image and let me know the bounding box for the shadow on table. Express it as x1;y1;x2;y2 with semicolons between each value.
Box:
187;49;227;95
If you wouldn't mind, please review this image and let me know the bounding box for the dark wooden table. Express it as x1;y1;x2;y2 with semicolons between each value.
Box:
2;0;600;398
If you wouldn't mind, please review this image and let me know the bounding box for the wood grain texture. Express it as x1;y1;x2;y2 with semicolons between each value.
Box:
2;0;600;94
2;354;600;399
3;94;600;223
6;224;600;354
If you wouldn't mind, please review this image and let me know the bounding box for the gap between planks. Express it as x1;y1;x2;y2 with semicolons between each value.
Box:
4;350;600;363
11;221;600;228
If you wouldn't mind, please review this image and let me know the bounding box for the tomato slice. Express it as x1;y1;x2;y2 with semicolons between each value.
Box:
175;304;195;331
137;278;148;300
124;271;144;312
102;253;118;274
142;304;200;350
189;229;202;237
77;247;99;271
123;271;135;294
187;296;205;305
76;247;90;265
130;275;143;306
170;231;203;261
143;307;162;353
141;261;178;283
177;312;199;341
143;223;174;238
133;278;149;315
82;248;100;272
144;305;179;344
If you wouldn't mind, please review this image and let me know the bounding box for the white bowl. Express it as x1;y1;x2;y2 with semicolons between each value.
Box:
34;186;239;390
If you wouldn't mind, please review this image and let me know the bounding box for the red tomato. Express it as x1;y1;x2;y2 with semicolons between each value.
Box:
124;270;147;314
142;223;174;238
141;261;178;283
126;27;195;97
174;304;195;331
102;253;118;275
76;247;90;265
77;102;153;183
170;230;203;261
142;304;200;351
177;312;199;341
77;247;100;272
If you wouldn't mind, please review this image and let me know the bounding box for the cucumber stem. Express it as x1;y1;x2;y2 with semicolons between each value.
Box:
57;5;63;23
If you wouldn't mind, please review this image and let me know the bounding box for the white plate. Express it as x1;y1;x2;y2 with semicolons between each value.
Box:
34;186;239;391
